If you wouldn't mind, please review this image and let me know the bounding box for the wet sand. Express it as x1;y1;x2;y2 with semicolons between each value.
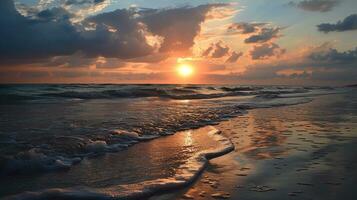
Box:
152;92;357;200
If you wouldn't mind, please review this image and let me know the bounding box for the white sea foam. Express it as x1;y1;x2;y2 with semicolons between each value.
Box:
0;130;161;176
4;126;234;200
2;148;81;175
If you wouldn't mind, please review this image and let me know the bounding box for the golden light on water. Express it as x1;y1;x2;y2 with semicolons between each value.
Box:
184;130;193;147
177;64;194;78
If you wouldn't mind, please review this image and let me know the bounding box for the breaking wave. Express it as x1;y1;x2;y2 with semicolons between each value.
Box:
4;127;234;200
0;84;321;103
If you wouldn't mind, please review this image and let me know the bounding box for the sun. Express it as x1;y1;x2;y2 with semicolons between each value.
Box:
177;64;194;77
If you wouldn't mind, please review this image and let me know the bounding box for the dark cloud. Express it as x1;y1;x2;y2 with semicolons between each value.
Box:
37;7;75;21
317;14;357;33
289;0;339;12
203;67;356;84
0;0;82;65
309;47;357;64
82;8;156;59
0;0;225;66
202;42;231;58
250;43;286;60
127;53;169;63
228;22;266;34
287;71;311;79
243;45;357;83
45;53;94;68
202;46;214;57
244;27;281;43
43;53;127;69
64;0;106;6
141;4;226;53
211;43;230;58
226;51;243;63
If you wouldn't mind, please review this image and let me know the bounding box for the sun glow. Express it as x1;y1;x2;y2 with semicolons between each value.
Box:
177;64;194;77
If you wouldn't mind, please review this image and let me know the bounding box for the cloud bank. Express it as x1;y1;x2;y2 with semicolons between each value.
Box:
0;0;226;66
244;27;282;43
250;43;286;60
289;0;339;12
317;14;357;33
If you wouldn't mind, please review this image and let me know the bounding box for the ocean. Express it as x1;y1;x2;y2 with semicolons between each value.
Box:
0;84;346;199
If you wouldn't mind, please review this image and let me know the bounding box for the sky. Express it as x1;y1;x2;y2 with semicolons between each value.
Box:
0;0;356;85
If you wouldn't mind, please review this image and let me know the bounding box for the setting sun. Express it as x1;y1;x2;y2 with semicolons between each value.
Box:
177;64;194;77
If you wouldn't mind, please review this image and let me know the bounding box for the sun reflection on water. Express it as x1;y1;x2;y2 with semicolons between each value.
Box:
179;99;191;104
184;130;193;147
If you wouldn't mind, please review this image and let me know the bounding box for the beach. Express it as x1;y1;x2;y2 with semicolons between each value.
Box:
1;0;356;198
1;85;356;199
152;91;357;200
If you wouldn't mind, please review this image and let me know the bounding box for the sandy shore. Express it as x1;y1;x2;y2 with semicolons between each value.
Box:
151;92;357;200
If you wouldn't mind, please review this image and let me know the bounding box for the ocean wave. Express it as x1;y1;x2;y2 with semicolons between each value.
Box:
0;131;160;176
0;94;37;104
221;86;256;92
4;127;234;200
0;85;319;103
42;89;248;100
0;148;81;175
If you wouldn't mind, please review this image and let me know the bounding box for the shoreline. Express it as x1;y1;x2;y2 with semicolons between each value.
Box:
151;92;357;200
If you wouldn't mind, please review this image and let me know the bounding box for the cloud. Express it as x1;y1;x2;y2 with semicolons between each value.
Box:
36;7;75;21
239;44;357;84
141;4;227;53
15;0;110;21
202;46;214;57
244;27;281;43
250;43;286;59
227;22;267;34
0;1;156;64
81;9;158;59
63;0;110;21
0;0;226;67
317;14;357;33
211;43;230;58
226;51;243;63
289;0;339;12
276;69;312;79
202;42;231;58
64;0;106;6
309;47;357;65
0;0;82;65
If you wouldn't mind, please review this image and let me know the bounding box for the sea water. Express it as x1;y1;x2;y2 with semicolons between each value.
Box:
0;84;343;198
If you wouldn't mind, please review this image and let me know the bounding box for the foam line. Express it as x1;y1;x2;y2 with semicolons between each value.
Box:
4;126;234;200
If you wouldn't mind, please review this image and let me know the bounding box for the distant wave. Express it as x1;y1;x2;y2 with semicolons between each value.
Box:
42;88;246;100
4;127;234;200
38;88;310;100
0;85;318;103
